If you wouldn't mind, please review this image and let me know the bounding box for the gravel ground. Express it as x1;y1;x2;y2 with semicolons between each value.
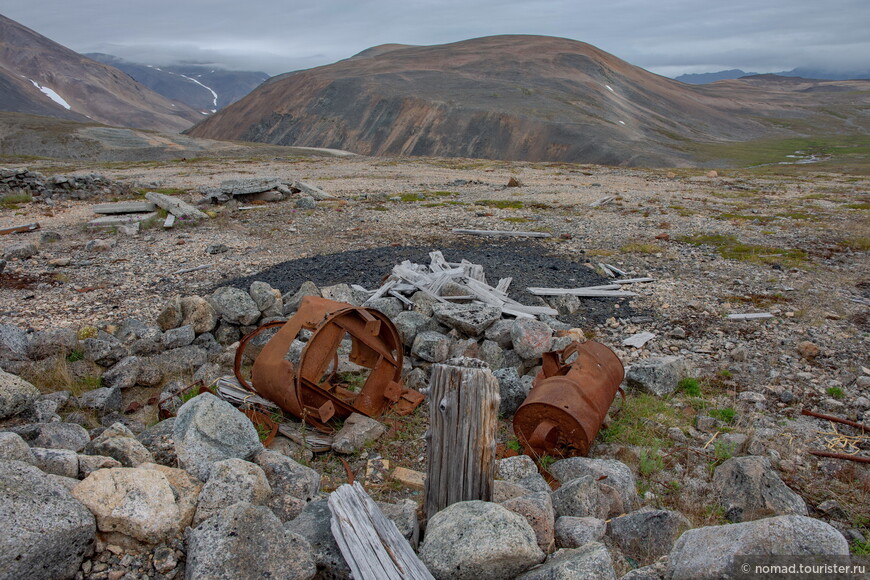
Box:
2;151;869;545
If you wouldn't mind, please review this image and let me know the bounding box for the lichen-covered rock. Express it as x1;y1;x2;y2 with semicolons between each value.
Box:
173;393;263;481
625;356;690;396
72;466;181;544
193;458;272;526
668;515;848;580
501;491;555;553
254;449;321;501
432;303;502;336
102;355;141;389
84;422;154;467
550;457;638;514
0;431;35;463
516;542;616;580
555;516;607;549
418;500;545;580
411;330;451;363
607;508;691;565
713;455;808;522
210;286;261;325
187;502;316;580
551;476;608;519
179;295;219;334
511;318;553;360
0;460;95;580
26;327;78;360
30;447;79;478
0;368;40;419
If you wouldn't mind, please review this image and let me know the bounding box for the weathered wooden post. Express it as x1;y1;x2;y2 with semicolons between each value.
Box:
424;358;500;520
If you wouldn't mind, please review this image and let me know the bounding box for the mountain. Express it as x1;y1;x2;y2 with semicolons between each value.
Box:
677;68;870;84
187;35;869;166
675;69;757;84
0;14;202;132
85;54;269;113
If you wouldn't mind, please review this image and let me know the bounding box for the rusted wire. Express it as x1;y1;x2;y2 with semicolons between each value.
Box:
801;409;869;432
809;450;870;464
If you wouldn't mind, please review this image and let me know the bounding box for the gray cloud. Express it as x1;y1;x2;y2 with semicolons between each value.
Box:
4;0;869;76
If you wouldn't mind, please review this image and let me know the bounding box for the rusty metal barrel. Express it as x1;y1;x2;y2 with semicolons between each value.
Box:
513;341;624;458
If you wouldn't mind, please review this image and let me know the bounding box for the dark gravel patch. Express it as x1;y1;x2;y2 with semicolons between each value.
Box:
222;240;642;325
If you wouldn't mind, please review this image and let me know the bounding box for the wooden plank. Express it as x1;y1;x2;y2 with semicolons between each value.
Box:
623;332;656;347
527;287;638;297
727;313;774;320
329;482;434;580
614;277;656;284
92;201;156;214
163;214;176;228
598;263;616;278
495;277;512;294
144;191;209;221
451;228;552;238
425;359;499;519
293;179;335;200
0;222;39;235
603;263;628;277
589;195;615;207
171;264;213;275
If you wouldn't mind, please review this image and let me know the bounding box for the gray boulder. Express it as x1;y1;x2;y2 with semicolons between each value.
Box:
157;296;183;331
3;241;38;260
84;422;154;467
497;454;539;481
393;311;430;348
713;456;808;522
625;356;690;396
551;476;609;519
418;500;545;580
493;367;533;416
285;499;351;579
163;325;196;349
76;385;123;413
511;319;553;360
550;457;638;513
501;491;556;553
193;458;272;526
332;413;386;454
188;502;316;580
26;327;78;360
82;336;128;367
321;283;357;304
254;449;321;501
0;460;95;580
668;515;848;580
555;516;607;548
210;286;261;325
0;368;40;419
411;330;451;363
377;499;421;548
479;339;506;370
364;296;403;320
432;303;502;336
517;542;616;580
0;324;29;370
102;355;141;389
283;281;321;315
136;418;178;467
173;393;263;481
30;447;79;478
152;345;208;375
485;319;515;348
607;508;691;565
25;422;90;452
0;431;35;463
250;281;283;316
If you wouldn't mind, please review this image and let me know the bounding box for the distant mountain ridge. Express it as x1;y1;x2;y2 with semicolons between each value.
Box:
187;35;870;167
85;53;269;113
0;14;201;132
677;68;870;84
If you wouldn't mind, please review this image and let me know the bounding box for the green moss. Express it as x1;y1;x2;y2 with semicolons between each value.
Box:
678;378;701;397
476;199;525;209
826;386;845;400
677;233;807;266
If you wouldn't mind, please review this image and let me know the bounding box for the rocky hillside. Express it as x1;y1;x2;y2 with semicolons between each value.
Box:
187;35;870;166
85;54;269;114
0;14;202;132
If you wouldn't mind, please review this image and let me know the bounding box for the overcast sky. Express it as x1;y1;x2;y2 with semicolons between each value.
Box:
4;0;869;77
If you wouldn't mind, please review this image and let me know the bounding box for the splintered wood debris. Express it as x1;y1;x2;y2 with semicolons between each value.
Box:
361;250;557;319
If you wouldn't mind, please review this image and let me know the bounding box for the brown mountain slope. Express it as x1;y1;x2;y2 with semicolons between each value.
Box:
0;14;202;132
188;35;869;166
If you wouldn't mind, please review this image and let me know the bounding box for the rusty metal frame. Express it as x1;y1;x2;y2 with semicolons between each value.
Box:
513;341;624;458
235;296;423;433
